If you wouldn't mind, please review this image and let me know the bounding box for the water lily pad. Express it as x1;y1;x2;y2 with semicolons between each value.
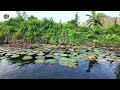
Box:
59;53;68;57
51;50;57;53
45;59;55;65
0;52;5;56
20;52;27;55
104;52;112;56
12;50;19;53
59;57;69;61
96;59;106;62
46;45;56;48
4;49;10;52
27;52;35;56
76;55;82;59
65;51;71;54
87;56;97;61
115;54;120;57
53;53;60;56
107;57;120;62
26;49;33;53
68;62;78;68
34;47;40;50
0;50;3;53
32;50;39;54
43;49;51;53
73;46;81;49
37;52;44;56
93;48;101;52
71;52;78;56
93;50;101;53
75;49;82;52
57;50;65;53
0;57;7;59
77;55;86;60
68;58;77;62
69;49;74;52
69;57;78;62
53;56;61;60
5;53;12;56
22;56;33;60
59;59;77;68
34;59;45;64
86;48;93;52
35;56;45;59
11;54;20;58
45;54;53;57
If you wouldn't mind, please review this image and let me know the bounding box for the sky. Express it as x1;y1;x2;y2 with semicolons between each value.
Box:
0;11;120;23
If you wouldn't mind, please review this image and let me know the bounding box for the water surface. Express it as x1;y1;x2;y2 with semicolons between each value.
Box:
0;57;120;79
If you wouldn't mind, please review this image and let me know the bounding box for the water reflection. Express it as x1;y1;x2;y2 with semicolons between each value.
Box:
1;56;120;79
86;61;98;73
114;63;120;79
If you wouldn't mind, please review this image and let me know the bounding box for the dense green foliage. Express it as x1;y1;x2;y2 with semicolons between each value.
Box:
0;14;120;46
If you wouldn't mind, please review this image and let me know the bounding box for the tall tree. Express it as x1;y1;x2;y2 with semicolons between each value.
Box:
16;11;28;19
86;11;105;27
67;12;80;27
114;17;118;26
74;12;80;26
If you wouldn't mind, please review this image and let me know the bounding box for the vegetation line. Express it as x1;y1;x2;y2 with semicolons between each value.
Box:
0;11;120;47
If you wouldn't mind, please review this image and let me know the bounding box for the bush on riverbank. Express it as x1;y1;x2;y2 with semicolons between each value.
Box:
0;15;120;46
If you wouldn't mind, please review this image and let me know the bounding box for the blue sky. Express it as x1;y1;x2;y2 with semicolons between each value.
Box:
0;11;120;23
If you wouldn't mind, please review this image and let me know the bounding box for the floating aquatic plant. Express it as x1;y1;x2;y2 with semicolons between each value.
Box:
22;56;33;60
11;54;20;58
45;59;55;65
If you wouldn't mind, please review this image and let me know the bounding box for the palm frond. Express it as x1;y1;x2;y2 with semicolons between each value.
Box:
89;22;94;27
92;11;96;18
86;14;92;18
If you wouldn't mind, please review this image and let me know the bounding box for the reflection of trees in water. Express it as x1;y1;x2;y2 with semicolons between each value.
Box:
86;61;98;73
114;63;120;79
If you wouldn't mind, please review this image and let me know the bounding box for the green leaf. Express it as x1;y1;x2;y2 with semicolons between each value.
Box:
92;11;96;18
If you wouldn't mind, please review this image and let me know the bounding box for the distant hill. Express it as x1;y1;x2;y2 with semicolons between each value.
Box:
80;13;120;27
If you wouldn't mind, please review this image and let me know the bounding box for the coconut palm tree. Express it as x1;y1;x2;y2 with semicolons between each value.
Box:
86;11;105;27
114;17;118;26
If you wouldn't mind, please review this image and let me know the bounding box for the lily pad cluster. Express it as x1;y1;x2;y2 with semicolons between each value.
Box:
59;57;78;68
0;45;120;67
34;59;55;65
